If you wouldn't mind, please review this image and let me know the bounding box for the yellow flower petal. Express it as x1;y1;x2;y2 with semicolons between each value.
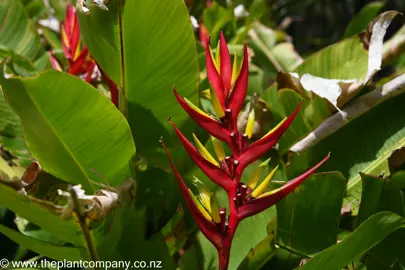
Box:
189;188;212;221
247;158;271;190
210;193;221;223
251;165;279;198
61;27;69;48
211;136;226;161
200;89;211;100
215;41;221;72
245;108;255;139
209;47;220;73
73;41;81;61
192;134;219;166
231;49;240;85
210;87;225;118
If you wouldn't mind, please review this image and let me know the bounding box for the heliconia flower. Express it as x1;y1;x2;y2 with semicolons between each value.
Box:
250;165;279;198
169;119;233;190
50;4;97;83
247;158;271;190
238;154;330;219
49;4;118;108
163;33;330;270
160;138;222;249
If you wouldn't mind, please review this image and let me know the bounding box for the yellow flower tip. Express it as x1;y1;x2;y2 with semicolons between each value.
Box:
73;41;81;61
251;165;279;198
192;134;219;166
211;136;226;161
260;118;287;142
231;49;239;85
191;176;212;211
247;167;263;190
210;193;221;223
259;158;271;167
247;158;271;190
188;188;212;221
200;89;211;100
209;87;225;118
209;47;220;73
245;109;255;139
215;41;221;72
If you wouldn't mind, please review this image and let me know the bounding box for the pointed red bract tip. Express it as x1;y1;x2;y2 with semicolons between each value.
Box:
169;120;233;190
238;153;330;219
172;89;231;144
228;43;249;123
238;101;302;173
219;31;232;96
49;52;62;71
160;138;222;248
205;37;226;108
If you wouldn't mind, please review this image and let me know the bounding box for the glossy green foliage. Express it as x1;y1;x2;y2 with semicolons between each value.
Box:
0;72;136;191
78;0;199;152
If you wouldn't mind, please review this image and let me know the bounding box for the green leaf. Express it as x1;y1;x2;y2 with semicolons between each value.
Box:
203;2;232;45
292;92;405;213
0;71;136;190
344;1;385;38
237;223;278;270
356;172;405;269
0;88;30;166
78;0;199;152
356;172;405;226
276;172;347;255
0;224;86;261
0;0;42;59
115;207;176;267
0;182;83;246
249;23;302;73
296;212;405;270
275;89;330;154
294;37;368;80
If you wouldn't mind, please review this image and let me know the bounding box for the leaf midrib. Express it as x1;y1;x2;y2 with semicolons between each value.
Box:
22;82;93;192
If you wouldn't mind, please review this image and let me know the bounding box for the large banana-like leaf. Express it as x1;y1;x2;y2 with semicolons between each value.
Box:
78;0;199;152
297;212;405;270
0;0;42;60
0;224;86;261
0;183;83;246
276;172;347;256
0;71;136;191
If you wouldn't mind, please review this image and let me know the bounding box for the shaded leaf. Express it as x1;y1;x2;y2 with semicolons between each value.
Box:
0;0;42;59
297;212;405;270
276;172;347;255
344;1;385;38
0;182;84;246
0;224;86;261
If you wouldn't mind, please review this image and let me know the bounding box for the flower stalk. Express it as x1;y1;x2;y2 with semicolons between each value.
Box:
161;33;330;269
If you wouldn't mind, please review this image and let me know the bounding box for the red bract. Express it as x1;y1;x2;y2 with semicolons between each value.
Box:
162;33;330;270
49;5;96;82
49;4;119;108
